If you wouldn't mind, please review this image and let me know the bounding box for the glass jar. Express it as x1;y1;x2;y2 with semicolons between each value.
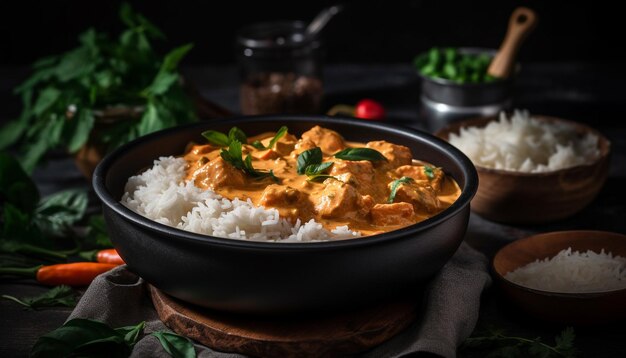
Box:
236;21;324;115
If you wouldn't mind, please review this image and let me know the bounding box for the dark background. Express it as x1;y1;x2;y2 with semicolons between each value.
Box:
1;0;624;66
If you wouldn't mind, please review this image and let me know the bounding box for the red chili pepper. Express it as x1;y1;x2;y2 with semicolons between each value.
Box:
326;99;386;120
37;263;118;286
96;249;125;265
0;263;118;286
355;99;385;120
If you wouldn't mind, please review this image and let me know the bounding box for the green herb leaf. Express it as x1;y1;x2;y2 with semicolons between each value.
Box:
202;127;250;147
221;141;277;182
0;120;28;150
307;174;336;183
84;215;114;248
334;148;387;162
460;327;577;358
201;130;230;147
160;44;193;73
119;3;164;40
304;162;333;176
228;127;248;144
137;102;165;136
414;47;497;83
30;318;141;358
34;189;88;237
554;327;577;357
1;285;77;310
243;154;278;181
0;152;40;213
32;88;61;116
297;147;323;174
115;321;145;346
67;108;95;153
144;72;179;96
0;205;45;248
152;331;196;358
226;140;243;167
251;140;265;149
20;114;65;173
249;126;289;150
55;47;96;82
423;165;435;180
119;3;137;28
142;44;192;96
6;3;197;170
388;177;414;203
267;126;288;149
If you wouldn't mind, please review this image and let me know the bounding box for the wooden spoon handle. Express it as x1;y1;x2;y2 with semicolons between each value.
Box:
488;7;538;79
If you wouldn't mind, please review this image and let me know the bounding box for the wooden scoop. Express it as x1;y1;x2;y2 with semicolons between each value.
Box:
488;7;538;79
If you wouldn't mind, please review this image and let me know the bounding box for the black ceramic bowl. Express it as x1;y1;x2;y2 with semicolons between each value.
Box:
93;115;478;315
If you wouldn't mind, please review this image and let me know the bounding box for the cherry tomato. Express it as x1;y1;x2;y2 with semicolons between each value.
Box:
354;99;385;120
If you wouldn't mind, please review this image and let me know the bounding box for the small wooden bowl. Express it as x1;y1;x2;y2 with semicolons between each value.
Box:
493;230;626;325
436;116;611;224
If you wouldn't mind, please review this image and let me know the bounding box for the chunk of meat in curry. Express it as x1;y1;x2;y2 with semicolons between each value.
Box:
183;126;461;236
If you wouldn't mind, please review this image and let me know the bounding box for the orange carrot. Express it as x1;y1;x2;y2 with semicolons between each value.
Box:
96;249;125;265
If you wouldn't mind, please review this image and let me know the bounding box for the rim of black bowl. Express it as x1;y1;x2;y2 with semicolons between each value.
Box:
93;115;478;251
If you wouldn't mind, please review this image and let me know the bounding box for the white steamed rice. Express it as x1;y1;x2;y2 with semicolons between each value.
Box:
505;247;626;293
449;109;600;173
121;156;360;242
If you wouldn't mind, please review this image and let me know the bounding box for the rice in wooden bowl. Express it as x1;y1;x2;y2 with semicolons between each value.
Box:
435;110;611;224
492;230;626;325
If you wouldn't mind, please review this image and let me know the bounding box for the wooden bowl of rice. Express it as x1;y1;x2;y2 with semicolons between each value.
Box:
435;112;611;224
492;230;626;325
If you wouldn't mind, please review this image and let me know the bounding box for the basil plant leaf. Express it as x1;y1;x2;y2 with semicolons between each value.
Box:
202;130;230;147
334;148;387;162
228;127;248;144
388;177;414;203
297;147;322;175
152;331;196;358
30;318;141;358
1;285;77;310
304;162;333;176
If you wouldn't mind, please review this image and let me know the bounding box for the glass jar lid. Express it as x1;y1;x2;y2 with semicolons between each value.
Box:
237;21;316;49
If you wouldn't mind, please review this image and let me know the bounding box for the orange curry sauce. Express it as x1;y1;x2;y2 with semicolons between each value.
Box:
184;126;461;236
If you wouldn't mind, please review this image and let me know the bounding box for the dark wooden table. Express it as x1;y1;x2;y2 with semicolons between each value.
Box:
1;63;625;357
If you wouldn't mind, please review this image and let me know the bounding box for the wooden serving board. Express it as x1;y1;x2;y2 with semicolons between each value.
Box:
149;285;418;357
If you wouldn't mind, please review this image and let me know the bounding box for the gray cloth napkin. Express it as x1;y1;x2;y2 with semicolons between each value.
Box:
68;242;491;358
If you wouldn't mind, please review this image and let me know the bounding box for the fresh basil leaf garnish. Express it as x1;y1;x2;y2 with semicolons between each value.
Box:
304;162;333;176
220;140;244;168
307;174;336;183
334;148;387;162
388;177;414;203
228;127;247;144
250;126;289;150
297;147;323;174
297;147;336;181
424;165;436;179
201;130;230;147
267;126;288;149
220;141;277;182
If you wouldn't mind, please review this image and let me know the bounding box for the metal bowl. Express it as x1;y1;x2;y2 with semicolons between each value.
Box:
417;47;516;132
93;115;478;314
